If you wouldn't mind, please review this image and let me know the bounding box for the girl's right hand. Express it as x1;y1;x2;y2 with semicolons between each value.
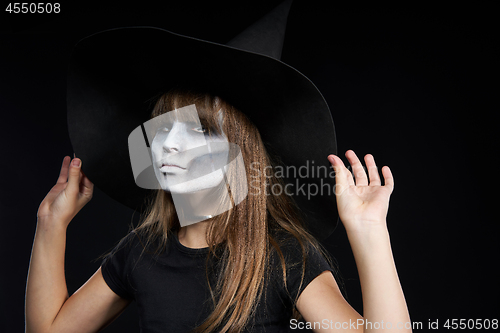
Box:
37;156;94;227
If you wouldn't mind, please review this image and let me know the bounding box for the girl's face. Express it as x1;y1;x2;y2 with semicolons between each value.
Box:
150;106;229;193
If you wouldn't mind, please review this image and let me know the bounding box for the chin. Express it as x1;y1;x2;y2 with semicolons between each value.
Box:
167;184;218;194
168;172;225;194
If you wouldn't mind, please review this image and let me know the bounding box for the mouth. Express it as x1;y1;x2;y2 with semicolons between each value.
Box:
159;163;186;171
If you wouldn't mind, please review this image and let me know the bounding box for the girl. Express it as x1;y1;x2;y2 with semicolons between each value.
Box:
26;89;410;332
26;2;411;331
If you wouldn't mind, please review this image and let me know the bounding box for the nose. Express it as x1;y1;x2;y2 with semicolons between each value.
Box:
162;122;183;153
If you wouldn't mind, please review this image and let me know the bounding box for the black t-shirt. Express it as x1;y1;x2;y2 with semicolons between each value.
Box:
101;230;333;332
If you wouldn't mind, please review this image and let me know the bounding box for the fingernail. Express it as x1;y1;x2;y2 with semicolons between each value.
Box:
72;159;81;167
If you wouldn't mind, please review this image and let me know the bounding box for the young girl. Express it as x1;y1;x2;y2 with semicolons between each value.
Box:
26;3;411;331
26;89;410;332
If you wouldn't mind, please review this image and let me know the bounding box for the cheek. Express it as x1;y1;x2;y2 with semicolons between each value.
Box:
151;135;161;149
151;143;161;159
181;132;208;149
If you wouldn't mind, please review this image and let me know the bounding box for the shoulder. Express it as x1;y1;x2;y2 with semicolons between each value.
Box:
102;229;149;269
268;231;334;301
269;230;327;266
106;230;142;255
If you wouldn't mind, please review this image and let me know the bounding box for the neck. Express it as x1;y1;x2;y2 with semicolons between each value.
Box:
169;182;232;249
170;182;231;226
177;221;211;248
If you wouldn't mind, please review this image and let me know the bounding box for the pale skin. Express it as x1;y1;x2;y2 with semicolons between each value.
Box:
25;150;411;332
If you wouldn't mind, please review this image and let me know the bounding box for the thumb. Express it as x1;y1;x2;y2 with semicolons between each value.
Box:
66;158;82;195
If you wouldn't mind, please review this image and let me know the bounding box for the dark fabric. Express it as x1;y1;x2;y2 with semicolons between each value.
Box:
101;230;333;333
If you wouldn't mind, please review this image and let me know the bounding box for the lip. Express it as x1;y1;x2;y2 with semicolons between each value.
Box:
159;163;186;170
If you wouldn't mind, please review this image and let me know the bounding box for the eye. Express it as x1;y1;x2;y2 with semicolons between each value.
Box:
192;125;207;133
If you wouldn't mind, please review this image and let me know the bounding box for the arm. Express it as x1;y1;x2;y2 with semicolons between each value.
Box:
25;156;130;333
296;150;411;332
345;222;410;333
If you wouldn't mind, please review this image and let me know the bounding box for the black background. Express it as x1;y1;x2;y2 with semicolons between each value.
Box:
1;1;498;332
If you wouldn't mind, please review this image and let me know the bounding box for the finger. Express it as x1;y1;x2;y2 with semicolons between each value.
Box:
66;158;82;195
345;166;355;187
74;153;82;184
365;154;381;186
345;150;368;186
79;170;94;196
56;156;71;184
328;155;351;190
382;166;394;190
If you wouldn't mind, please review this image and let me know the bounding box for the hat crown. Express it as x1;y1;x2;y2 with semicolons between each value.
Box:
226;0;293;60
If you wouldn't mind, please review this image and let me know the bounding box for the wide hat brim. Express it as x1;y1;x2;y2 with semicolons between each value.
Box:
67;26;338;239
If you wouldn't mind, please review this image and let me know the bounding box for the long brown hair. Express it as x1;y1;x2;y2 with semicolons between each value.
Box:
130;89;336;332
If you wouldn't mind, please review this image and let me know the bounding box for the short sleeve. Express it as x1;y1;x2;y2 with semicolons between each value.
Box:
280;239;334;303
101;231;137;300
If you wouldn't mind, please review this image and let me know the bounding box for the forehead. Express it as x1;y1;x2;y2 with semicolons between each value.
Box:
150;104;202;125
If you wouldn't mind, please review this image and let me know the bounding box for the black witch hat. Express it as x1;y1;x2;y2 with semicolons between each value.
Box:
67;0;338;239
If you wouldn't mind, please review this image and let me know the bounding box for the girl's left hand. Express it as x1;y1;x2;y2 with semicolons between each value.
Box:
328;150;394;233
